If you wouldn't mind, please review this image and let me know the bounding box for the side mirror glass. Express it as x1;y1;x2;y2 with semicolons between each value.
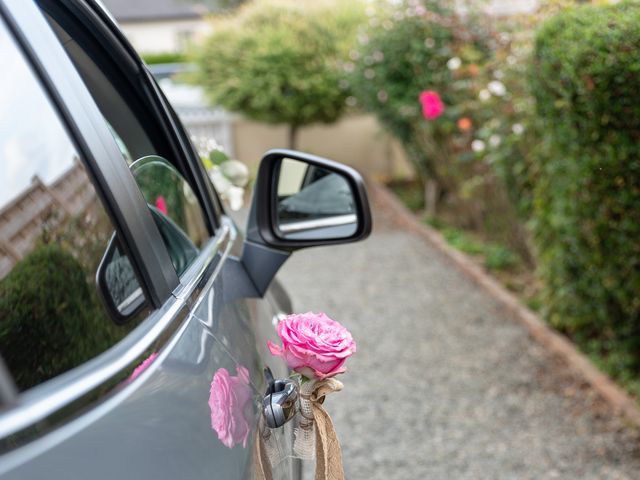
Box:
276;158;358;241
96;233;145;324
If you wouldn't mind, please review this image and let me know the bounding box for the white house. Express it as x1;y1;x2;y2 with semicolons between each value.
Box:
100;0;215;54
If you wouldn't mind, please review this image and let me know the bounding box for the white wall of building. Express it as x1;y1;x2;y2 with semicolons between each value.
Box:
486;0;539;15
119;19;212;54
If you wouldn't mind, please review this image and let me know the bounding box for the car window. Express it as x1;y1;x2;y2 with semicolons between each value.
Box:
38;5;212;273
131;156;209;275
0;20;150;392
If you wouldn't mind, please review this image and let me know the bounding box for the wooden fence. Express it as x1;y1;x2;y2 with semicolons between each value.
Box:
0;160;95;280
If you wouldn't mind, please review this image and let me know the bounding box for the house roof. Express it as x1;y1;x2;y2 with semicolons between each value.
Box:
99;0;215;22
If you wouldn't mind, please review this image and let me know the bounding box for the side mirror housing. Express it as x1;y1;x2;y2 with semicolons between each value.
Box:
241;149;372;296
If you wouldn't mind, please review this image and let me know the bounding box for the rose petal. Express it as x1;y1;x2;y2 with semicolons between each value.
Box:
267;340;283;357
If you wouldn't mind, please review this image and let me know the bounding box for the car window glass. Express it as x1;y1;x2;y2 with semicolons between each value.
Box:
0;21;149;391
131;156;209;275
38;6;213;276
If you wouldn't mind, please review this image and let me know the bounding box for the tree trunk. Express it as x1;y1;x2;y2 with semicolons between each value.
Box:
425;178;439;217
288;124;299;150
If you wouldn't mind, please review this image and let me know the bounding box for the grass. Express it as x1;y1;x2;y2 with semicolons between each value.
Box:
435;223;519;272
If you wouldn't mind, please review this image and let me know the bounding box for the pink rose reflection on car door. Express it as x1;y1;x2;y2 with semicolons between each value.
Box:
209;365;253;449
128;352;158;383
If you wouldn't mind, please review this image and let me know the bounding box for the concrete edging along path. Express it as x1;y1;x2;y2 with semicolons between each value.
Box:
368;180;640;428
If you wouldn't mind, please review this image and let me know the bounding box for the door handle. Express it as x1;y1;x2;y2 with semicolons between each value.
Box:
262;367;298;428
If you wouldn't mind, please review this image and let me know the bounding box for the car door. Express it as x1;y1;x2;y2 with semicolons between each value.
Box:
0;1;294;479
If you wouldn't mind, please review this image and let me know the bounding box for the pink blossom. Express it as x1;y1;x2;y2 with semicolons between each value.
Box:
155;195;168;215
209;366;253;449
128;352;158;382
419;90;445;120
267;312;356;380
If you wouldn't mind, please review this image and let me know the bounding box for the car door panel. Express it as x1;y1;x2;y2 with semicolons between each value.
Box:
1;320;251;479
189;220;295;480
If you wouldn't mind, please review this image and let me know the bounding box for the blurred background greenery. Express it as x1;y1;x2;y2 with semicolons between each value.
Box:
132;0;640;399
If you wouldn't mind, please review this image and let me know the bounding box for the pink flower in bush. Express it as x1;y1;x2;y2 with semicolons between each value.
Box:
209;366;253;449
128;352;158;382
267;312;356;380
155;195;168;215
419;90;445;120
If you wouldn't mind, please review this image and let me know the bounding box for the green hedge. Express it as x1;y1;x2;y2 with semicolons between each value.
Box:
0;245;123;390
531;2;640;392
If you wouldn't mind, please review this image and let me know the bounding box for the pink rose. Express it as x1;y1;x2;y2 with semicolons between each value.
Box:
419;90;445;120
128;352;158;382
209;366;253;449
267;312;356;380
155;195;168;215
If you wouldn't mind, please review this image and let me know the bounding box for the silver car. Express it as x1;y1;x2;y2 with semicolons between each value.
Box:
0;0;371;478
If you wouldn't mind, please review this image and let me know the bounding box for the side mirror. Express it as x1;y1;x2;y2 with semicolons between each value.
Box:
242;149;372;295
248;149;372;249
96;233;145;324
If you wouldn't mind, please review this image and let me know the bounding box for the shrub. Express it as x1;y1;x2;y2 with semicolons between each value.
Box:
0;244;122;390
530;2;640;389
349;1;494;211
141;52;187;65
194;0;365;149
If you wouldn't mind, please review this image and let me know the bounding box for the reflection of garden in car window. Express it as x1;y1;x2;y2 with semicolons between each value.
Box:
42;8;210;274
132;157;209;275
0;22;148;392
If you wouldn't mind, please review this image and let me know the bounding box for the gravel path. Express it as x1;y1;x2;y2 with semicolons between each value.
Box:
277;197;640;480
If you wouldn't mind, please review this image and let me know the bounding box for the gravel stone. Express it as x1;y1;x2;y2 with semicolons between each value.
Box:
277;199;640;480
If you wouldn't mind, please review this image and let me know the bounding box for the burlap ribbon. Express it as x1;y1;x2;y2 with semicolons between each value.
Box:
305;378;345;480
254;378;344;480
254;423;273;480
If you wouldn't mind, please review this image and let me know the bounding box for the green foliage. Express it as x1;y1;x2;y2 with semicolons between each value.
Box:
484;244;518;271
194;0;365;146
468;21;541;222
442;227;486;256
530;2;640;385
141;51;187;65
426;218;520;272
190;0;248;10
349;1;492;185
389;180;424;212
208;148;229;167
0;245;123;390
350;1;535;261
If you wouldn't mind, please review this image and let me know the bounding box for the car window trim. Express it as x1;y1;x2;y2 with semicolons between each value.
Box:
0;0;179;307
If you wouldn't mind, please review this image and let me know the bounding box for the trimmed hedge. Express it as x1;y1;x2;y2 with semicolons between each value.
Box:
530;2;640;391
0;245;123;390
